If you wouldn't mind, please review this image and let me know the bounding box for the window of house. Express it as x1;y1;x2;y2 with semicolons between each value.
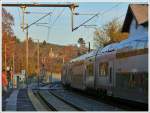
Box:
99;62;108;76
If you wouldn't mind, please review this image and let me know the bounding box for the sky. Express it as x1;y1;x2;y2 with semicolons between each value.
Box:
3;2;130;49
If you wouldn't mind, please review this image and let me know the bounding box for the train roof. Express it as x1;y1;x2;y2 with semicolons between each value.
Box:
85;50;98;59
70;49;98;62
117;36;148;50
69;35;148;63
70;54;87;62
97;43;118;54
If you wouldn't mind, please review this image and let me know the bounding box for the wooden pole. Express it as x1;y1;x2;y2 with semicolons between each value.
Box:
5;44;7;73
37;40;40;88
26;24;29;88
12;53;14;88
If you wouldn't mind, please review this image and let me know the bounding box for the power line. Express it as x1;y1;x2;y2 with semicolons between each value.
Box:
72;3;121;32
97;14;126;28
46;15;51;42
46;2;59;42
100;3;121;15
17;7;21;24
96;3;125;27
46;7;55;42
24;11;52;30
51;8;66;28
47;7;66;41
48;2;62;28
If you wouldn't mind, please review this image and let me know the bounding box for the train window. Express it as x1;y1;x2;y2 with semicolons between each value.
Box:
99;62;108;76
109;67;112;83
87;63;94;76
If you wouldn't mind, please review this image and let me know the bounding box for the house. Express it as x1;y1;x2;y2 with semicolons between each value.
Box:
122;4;148;39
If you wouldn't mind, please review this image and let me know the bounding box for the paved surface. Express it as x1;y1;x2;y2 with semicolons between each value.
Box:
2;89;13;111
17;89;36;111
5;90;19;111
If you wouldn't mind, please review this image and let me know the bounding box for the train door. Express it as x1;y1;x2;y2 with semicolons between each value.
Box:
86;59;94;88
109;61;114;86
107;60;114;96
83;63;87;88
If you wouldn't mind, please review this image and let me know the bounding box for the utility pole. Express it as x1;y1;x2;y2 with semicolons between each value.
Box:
26;24;29;88
88;42;91;52
12;53;14;88
49;48;53;83
62;56;65;64
70;5;75;32
37;40;40;89
20;5;26;31
5;44;7;73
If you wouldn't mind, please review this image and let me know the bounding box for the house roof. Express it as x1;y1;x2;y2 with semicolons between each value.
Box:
122;4;148;32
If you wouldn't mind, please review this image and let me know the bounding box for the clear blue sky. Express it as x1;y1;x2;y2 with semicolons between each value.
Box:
3;2;130;49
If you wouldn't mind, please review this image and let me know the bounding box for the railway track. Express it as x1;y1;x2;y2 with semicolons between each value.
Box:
35;90;82;111
49;89;122;111
69;88;148;111
49;90;84;111
29;82;147;111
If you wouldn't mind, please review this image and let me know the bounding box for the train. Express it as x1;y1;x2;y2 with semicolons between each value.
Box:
61;36;148;104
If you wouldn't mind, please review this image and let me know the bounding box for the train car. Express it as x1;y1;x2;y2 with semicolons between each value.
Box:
61;63;67;85
69;54;87;90
84;50;97;89
113;37;148;104
61;63;72;86
95;43;118;95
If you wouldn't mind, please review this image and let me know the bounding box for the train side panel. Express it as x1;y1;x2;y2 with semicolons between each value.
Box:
95;52;116;95
85;57;95;89
61;64;72;86
113;49;148;104
70;61;86;90
61;65;67;85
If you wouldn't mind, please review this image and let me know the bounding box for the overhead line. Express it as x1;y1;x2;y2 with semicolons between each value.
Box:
46;15;51;42
100;3;121;15
46;7;56;42
73;13;99;31
24;11;52;30
47;7;66;41
72;3;121;32
51;8;66;28
2;3;79;8
97;14;126;29
17;7;21;24
46;1;59;42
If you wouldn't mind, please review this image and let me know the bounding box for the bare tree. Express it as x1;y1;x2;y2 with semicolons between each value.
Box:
2;8;14;35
